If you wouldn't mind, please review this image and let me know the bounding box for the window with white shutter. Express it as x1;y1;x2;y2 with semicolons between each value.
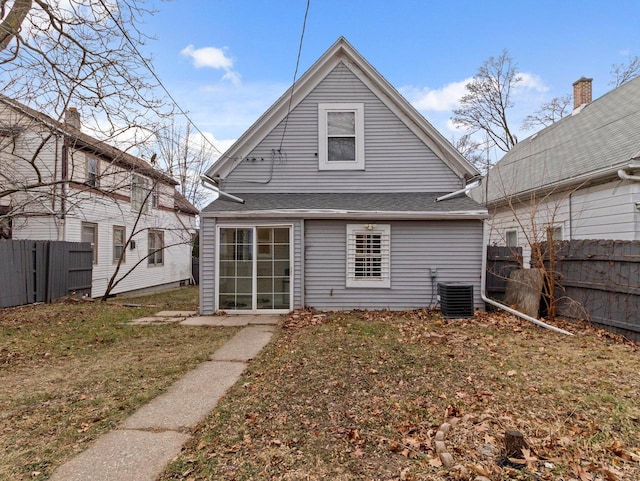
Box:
346;224;390;288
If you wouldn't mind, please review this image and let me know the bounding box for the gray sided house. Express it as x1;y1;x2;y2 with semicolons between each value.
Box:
474;77;640;264
200;38;487;314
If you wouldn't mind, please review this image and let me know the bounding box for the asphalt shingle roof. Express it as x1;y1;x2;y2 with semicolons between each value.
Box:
482;76;640;204
203;192;485;216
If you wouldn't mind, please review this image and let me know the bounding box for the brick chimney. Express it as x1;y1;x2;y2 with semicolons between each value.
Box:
572;77;593;111
65;107;81;129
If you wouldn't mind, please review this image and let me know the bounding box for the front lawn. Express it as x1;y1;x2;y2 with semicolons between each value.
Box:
160;310;640;481
0;286;238;481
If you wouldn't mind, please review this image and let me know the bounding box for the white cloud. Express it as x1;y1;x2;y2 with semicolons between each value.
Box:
401;78;472;112
515;72;548;93
181;44;241;85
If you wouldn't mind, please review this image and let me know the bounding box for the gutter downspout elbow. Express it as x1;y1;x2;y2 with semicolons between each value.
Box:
200;175;245;204
617;169;640;182
480;220;574;336
436;180;481;202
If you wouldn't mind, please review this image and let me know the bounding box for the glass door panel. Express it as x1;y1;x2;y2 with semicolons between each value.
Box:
219;228;253;310
256;227;290;310
219;226;290;311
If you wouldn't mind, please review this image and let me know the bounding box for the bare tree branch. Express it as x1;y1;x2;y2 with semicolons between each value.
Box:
452;50;521;153
521;94;571;131
610;55;640;87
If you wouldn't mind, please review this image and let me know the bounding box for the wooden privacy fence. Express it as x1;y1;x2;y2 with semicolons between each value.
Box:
0;240;93;308
537;239;640;339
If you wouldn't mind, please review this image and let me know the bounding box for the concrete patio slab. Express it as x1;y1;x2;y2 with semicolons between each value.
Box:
155;310;197;317
180;314;281;327
122;360;246;431
180;315;248;326
49;429;190;481
243;314;281;325
127;316;184;325
210;325;277;362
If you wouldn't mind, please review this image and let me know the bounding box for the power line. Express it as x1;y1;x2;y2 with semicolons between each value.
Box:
279;0;311;152
96;0;224;156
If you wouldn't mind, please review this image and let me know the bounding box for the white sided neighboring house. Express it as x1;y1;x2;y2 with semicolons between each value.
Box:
0;96;198;298
473;77;640;265
199;38;488;315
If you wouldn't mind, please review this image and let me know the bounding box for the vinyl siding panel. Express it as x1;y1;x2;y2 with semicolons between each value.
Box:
489;180;638;265
305;219;483;310
200;217;216;314
221;63;462;193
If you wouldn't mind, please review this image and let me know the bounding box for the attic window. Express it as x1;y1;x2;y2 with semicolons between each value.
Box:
318;103;364;170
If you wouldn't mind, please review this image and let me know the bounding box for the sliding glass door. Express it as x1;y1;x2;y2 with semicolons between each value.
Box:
218;226;291;311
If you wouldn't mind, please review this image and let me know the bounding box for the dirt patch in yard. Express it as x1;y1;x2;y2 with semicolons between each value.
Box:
159;309;639;481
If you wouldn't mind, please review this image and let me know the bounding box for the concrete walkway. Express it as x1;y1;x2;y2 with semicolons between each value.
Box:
50;314;280;481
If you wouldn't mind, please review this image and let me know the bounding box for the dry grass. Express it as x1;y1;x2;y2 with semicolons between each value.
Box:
0;286;239;481
159;309;640;481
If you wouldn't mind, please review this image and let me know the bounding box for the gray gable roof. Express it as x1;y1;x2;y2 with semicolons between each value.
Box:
202;192;486;219
482;76;640;205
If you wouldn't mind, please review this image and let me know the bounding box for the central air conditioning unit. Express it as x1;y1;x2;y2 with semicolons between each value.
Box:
437;282;474;318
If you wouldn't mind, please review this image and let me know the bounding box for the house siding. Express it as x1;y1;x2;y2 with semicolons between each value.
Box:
63;191;195;297
304;219;483;310
220;63;462;194
1;103;196;298
489;180;638;265
199;218;303;314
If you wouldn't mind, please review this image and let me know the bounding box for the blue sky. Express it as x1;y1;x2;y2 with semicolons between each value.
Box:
143;0;640;156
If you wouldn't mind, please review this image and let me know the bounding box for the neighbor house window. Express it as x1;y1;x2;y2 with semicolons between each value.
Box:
113;225;126;263
151;184;159;208
318;103;365;170
346;224;390;288
131;174;149;213
549;224;564;241
81;222;98;264
0;205;12;239
86;157;99;187
148;230;164;266
505;229;518;247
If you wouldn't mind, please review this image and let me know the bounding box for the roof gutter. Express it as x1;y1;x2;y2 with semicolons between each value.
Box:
201;209;489;220
479;219;574;336
200;175;245;204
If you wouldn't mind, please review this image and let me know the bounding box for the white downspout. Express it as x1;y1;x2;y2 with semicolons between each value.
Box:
435;180;481;202
480;219;574;336
200;175;245;204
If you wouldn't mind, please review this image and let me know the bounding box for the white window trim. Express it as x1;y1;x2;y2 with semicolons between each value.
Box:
131;174;149;213
549;224;564;241
86;156;99;187
318;103;365;171
214;224;294;314
505;228;518;247
346;223;391;288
